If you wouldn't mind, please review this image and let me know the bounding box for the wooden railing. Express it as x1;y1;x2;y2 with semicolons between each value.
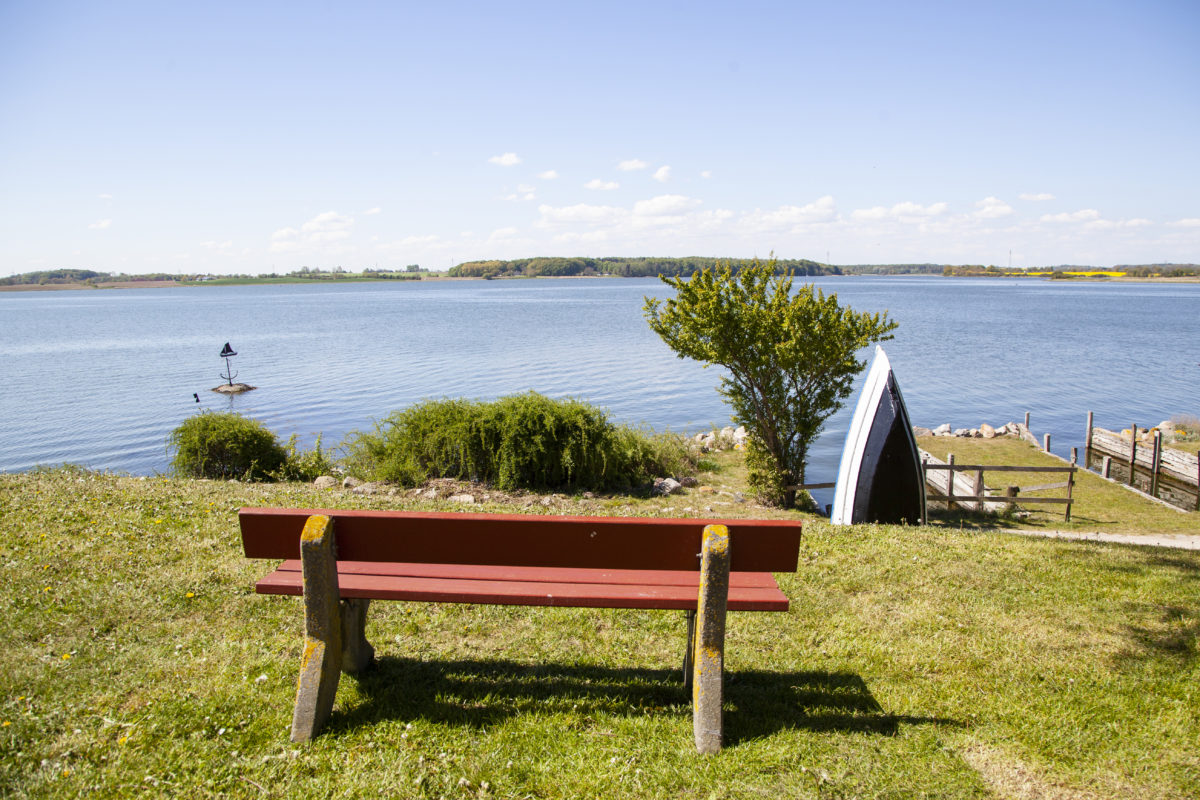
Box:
921;451;1077;521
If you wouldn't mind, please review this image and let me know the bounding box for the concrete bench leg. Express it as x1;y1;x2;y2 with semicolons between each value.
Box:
291;515;343;742
683;609;696;692
340;598;374;674
693;524;730;755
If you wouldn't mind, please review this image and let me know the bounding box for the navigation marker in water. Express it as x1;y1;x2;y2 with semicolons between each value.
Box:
219;342;238;385
212;342;257;395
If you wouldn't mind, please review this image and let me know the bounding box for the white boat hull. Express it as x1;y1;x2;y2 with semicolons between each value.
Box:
830;347;926;525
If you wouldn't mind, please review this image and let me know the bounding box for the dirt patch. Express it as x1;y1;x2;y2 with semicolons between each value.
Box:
959;743;1101;800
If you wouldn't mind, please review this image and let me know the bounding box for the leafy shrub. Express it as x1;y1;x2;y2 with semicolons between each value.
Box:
275;434;336;482
342;392;695;492
168;412;286;481
1170;415;1200;442
745;436;813;510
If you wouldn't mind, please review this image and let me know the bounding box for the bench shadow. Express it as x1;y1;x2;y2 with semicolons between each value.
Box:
331;656;958;745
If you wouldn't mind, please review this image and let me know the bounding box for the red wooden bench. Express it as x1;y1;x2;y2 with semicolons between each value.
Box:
240;507;802;754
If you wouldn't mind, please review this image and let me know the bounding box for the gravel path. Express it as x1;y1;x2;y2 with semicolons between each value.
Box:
1006;529;1200;551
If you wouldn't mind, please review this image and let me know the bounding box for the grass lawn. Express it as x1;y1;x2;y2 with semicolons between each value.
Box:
1;463;1197;798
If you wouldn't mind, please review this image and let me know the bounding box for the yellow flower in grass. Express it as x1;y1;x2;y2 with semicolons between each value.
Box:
186;592;195;598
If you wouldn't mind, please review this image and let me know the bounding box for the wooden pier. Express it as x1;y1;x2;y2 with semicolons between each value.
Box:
1084;411;1200;511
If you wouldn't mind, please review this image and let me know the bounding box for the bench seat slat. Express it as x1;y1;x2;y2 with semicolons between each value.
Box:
269;559;782;588
255;564;790;611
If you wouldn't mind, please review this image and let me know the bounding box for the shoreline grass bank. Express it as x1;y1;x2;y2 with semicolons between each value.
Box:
2;465;1197;798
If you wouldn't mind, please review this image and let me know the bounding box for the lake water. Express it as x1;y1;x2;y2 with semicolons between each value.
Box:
1;277;1196;509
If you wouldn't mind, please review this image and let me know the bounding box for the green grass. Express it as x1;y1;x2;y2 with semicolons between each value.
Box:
1;466;1197;798
917;435;1200;535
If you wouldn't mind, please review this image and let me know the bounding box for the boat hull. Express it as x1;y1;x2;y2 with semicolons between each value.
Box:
831;347;926;525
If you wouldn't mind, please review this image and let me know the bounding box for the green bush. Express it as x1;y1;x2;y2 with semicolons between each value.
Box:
275;434;336;482
342;392;695;492
168;412;287;481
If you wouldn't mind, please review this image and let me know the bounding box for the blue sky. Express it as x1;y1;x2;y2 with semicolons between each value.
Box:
2;0;1197;276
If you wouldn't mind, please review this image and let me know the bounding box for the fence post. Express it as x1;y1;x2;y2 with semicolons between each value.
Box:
1150;430;1162;499
1043;433;1051;453
946;454;956;512
1128;425;1138;487
1024;411;1030;428
1065;451;1076;522
1085;411;1094;452
1102;455;1112;479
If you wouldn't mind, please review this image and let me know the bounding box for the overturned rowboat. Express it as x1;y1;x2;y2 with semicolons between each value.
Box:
830;346;926;525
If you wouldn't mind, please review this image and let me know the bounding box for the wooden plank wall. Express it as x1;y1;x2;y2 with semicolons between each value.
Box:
1085;418;1199;511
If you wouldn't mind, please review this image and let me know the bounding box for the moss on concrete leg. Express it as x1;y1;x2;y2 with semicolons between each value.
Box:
692;524;730;755
291;515;343;742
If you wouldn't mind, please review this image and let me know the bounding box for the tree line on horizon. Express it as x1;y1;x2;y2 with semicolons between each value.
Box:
447;256;835;279
5;261;1198;286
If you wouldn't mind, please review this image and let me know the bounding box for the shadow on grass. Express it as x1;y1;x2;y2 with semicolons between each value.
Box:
923;510;1022;531
1111;603;1200;669
332;656;959;745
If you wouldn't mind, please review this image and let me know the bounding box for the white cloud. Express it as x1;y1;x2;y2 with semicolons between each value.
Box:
536;203;627;226
300;211;354;242
200;240;233;250
852;201;948;221
364;207;382;215
537;170;558;180
653;165;671;182
700;170;712;179
1083;217;1153;231
974;196;1014;219
632;195;702;216
1020;192;1055;202
271;211;355;251
88;218;111;229
584;179;620;191
488;226;519;241
517;184;536;194
1040;209;1101;223
488;152;521;166
618;159;648;171
98;193;113;200
1168;218;1200;227
742;196;838;231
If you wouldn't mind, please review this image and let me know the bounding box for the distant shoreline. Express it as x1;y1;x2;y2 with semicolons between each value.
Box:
2;273;1198;292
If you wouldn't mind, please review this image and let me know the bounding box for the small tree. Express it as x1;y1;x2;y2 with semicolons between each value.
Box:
644;260;897;508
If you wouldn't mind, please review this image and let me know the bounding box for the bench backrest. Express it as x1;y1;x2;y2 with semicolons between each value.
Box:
240;508;801;573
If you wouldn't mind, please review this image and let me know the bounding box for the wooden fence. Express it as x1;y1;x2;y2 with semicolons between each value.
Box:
1084;411;1199;511
920;450;1077;521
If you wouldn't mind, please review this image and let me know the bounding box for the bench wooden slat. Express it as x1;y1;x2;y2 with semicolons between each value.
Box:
268;559;782;588
240;508;802;572
255;567;790;611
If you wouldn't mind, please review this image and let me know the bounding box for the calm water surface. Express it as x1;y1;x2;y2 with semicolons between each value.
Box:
1;277;1196;509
